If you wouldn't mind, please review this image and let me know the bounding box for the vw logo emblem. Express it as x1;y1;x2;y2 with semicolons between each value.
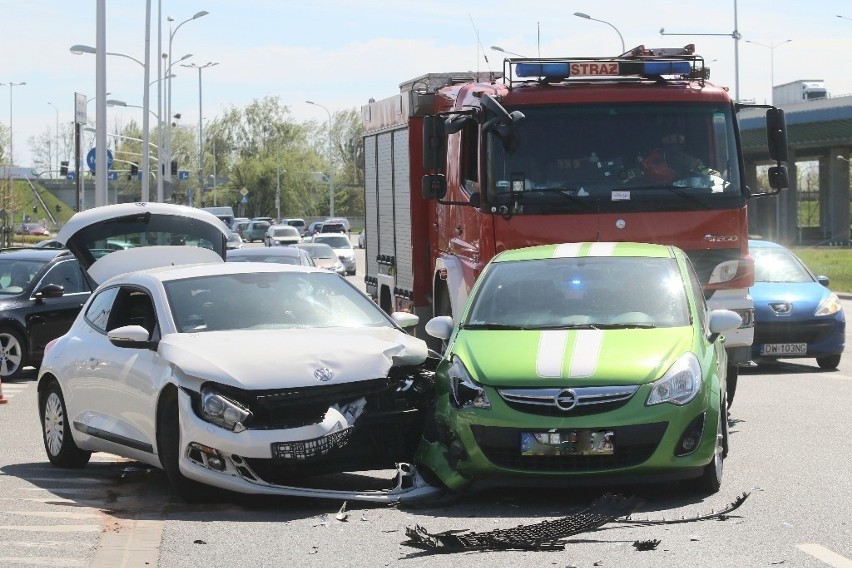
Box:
554;388;578;411
314;368;334;382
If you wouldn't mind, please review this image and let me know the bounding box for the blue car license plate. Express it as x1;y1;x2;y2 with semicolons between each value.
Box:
520;430;615;456
761;343;807;355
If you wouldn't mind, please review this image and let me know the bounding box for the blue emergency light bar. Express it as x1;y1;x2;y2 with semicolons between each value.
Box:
515;60;693;79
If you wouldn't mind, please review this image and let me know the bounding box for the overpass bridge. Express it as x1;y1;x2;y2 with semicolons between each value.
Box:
740;96;852;246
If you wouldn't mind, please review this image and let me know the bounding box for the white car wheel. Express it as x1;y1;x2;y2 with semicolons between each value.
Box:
40;382;91;467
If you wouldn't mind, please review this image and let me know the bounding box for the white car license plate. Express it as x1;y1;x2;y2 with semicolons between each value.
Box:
520;430;614;457
761;343;807;355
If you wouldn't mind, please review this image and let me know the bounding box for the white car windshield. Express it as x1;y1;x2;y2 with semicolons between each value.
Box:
315;235;351;248
165;271;391;331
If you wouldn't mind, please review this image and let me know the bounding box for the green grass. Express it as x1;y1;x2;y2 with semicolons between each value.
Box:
791;247;852;293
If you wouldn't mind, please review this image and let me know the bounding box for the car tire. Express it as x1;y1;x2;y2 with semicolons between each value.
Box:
725;364;738;409
40;381;92;468
685;397;725;494
157;389;210;502
816;354;841;370
0;328;27;380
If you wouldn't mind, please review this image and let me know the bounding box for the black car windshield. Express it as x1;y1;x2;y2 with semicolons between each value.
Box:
0;258;47;294
165;271;392;331
464;256;690;329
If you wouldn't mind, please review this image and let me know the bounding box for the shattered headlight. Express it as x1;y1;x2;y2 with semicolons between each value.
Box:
647;353;701;406
200;386;252;432
448;356;491;410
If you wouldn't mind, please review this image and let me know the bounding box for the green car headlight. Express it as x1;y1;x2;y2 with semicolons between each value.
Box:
815;292;842;317
647;353;702;406
448;356;491;410
200;386;252;432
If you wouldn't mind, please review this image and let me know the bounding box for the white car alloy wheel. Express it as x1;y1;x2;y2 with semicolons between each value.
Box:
40;383;91;467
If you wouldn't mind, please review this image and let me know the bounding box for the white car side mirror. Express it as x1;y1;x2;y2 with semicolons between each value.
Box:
391;311;419;329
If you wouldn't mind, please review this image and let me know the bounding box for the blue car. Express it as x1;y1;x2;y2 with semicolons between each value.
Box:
749;239;845;369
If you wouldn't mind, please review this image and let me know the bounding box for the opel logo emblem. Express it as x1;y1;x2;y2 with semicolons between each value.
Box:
554;388;578;411
315;368;334;382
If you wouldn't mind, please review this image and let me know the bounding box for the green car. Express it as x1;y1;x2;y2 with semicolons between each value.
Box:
418;242;742;494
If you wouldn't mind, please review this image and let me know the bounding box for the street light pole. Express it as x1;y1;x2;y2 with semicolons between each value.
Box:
47;101;60;178
1;81;25;246
166;10;208;187
744;39;791;104
182;62;218;208
305;100;334;217
573;12;625;54
660;0;741;101
490;45;527;58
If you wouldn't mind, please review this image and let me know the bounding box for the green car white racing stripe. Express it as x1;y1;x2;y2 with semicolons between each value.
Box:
536;330;569;377
536;329;605;378
553;242;617;258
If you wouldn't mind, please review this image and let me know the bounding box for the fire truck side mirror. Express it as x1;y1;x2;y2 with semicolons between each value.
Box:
422;115;447;171
767;166;788;191
766;108;789;164
422;174;447;200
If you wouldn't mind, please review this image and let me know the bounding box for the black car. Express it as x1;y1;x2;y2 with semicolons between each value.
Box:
0;248;93;379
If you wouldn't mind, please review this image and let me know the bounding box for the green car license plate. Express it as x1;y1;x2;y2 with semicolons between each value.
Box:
761;343;807;355
520;430;615;456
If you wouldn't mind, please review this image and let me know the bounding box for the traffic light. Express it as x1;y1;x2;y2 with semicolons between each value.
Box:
60;161;69;176
171;160;178;176
130;163;139;176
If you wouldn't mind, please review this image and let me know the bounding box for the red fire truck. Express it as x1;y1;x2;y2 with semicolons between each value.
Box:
361;45;789;397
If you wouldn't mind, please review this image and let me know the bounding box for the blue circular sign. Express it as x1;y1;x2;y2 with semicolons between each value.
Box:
86;148;114;173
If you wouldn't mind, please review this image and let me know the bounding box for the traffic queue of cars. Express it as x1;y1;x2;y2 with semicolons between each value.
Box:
4;203;843;504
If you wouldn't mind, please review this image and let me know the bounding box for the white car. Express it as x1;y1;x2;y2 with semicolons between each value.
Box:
37;203;439;504
312;233;356;275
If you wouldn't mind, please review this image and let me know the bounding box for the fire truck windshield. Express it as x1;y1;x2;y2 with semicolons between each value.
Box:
485;103;743;214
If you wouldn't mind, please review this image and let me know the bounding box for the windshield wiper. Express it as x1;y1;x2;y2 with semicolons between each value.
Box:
521;187;599;212
462;323;529;330
628;184;712;210
592;322;657;329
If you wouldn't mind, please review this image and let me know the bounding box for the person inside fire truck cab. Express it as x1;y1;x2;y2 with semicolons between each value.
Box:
641;132;724;190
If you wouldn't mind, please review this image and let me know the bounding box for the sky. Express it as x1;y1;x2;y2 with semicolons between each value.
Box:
2;0;852;169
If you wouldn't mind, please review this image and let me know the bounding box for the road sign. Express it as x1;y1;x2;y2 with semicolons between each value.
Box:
66;172;76;181
108;171;118;181
178;170;189;180
86;148;114;173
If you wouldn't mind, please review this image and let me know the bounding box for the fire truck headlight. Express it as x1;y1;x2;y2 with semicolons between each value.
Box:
707;260;739;284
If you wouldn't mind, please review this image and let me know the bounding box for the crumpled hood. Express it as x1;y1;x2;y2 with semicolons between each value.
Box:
451;328;693;387
158;326;428;389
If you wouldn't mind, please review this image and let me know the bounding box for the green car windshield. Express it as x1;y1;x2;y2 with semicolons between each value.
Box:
464;257;691;329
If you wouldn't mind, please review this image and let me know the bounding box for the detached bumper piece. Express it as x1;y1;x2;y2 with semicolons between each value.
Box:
403;493;643;552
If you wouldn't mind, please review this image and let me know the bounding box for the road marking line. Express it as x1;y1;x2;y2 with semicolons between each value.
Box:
1;510;101;520
0;524;101;532
0;557;85;567
798;544;852;568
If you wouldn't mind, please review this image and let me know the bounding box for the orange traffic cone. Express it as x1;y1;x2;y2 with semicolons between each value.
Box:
0;376;7;404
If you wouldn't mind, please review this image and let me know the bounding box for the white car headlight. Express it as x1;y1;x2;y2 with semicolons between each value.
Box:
815;292;842;317
647;353;702;406
448;356;491;410
201;387;252;432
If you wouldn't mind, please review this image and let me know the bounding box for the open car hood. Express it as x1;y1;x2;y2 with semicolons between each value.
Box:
57;203;230;285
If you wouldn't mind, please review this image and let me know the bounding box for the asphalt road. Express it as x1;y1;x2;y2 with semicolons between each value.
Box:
1;243;850;568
